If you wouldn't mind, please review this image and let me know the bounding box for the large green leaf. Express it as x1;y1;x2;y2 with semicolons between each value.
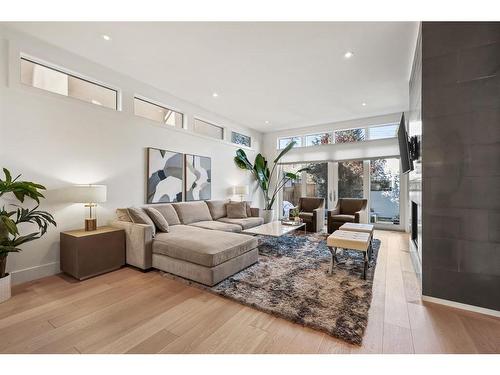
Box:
253;154;269;191
273;140;296;163
233;149;253;171
0;215;18;236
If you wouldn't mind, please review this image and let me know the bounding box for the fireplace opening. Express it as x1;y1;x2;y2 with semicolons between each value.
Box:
411;201;418;247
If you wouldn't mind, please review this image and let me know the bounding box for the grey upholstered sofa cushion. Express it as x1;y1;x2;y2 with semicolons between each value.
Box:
146;204;181;225
217;216;264;229
189;220;242;233
206;199;229;220
152;225;258;267
172;201;212;224
127;207;156;236
144;207;169;232
226;202;248;218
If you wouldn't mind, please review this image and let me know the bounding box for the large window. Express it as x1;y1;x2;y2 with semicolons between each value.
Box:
20;57;118;110
338;160;364;199
278;136;302;149
304;133;332;146
281;163;305;216
334;128;366;144
370;158;400;224
134;97;183;127
367;124;399;140
231;131;251;147
193;118;224;140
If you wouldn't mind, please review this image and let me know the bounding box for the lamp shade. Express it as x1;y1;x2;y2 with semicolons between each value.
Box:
70;185;107;203
233;185;249;195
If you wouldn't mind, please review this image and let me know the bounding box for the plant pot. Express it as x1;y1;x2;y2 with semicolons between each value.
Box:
261;209;274;224
0;273;11;304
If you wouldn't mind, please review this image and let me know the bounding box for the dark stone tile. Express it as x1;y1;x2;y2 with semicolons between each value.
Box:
425;176;500;210
428;214;461;239
463;143;500;177
423;74;500;119
425;236;461;272
429;269;500;310
459;240;500;276
423;22;500;59
422;52;458;89
424;109;500;147
458;42;500;82
489;210;500;243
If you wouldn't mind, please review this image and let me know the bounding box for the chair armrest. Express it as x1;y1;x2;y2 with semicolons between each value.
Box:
313;207;325;232
328;208;340;217
354;209;365;223
111;220;153;270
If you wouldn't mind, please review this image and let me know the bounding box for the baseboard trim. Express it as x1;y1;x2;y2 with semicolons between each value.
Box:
10;262;60;285
422;295;500;318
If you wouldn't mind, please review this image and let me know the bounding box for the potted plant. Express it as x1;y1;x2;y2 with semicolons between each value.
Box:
234;141;308;223
0;168;56;303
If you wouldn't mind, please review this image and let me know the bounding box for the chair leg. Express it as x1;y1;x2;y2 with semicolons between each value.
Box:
363;252;368;280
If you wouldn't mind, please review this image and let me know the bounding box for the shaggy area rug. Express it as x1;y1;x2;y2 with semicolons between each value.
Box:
163;232;380;345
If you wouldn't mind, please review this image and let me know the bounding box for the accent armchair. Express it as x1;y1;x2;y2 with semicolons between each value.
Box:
327;198;367;233
291;197;325;233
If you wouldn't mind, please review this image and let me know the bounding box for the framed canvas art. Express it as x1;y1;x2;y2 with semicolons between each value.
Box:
184;154;211;201
147;147;183;203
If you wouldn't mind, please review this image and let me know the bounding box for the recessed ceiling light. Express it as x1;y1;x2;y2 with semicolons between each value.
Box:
212;92;219;98
265;120;269;124
102;35;111;41
361;102;367;106
344;51;354;59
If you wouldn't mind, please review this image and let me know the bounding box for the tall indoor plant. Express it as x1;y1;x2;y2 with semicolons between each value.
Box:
234;141;307;223
0;168;56;303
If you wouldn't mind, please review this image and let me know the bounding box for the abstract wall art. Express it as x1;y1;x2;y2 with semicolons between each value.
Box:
147;147;184;203
185;154;211;201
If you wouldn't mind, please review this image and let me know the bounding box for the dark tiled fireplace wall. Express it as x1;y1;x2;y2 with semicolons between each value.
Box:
422;22;500;311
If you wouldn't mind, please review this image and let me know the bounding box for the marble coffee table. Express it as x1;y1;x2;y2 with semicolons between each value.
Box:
242;220;306;237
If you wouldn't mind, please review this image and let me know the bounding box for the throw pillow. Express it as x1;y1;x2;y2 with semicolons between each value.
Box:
227;202;248;219
144;207;170;232
127;207;156;236
116;208;132;222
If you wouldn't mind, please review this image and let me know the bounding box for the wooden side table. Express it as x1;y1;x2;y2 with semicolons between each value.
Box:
60;226;125;280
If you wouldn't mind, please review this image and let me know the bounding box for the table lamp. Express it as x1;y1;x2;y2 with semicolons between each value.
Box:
71;185;107;231
233;185;249;202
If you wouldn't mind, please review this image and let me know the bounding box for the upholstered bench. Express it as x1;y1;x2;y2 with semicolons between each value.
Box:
326;230;371;279
339;223;374;258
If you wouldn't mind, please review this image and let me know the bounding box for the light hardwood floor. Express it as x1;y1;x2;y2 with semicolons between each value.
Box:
1;230;499;354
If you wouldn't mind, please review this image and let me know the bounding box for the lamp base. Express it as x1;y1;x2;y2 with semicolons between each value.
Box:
85;218;97;231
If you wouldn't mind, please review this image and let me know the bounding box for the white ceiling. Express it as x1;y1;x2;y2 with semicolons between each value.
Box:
6;22;419;133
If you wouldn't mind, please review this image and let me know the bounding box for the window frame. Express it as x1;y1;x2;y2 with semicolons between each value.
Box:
133;95;184;128
193;117;225;140
231;131;252;148
19;55;120;110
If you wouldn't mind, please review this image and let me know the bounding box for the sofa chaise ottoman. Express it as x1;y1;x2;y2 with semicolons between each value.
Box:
111;200;263;286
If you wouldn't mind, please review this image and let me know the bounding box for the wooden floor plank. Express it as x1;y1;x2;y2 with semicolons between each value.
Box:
1;230;498;354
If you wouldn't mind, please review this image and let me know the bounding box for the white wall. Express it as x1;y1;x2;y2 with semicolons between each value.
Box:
0;26;263;284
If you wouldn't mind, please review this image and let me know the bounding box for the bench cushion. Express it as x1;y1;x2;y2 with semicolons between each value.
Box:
152;225;258;267
327;230;370;252
189;220;242;233
217;216;264;230
172;201;212;224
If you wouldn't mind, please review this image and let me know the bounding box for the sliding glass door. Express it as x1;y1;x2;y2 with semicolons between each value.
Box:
370;158;400;225
279;158;403;229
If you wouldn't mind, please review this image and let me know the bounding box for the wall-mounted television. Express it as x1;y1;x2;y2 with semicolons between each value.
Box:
398;113;413;174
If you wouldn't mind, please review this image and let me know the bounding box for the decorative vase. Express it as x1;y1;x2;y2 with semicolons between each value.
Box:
261;209;274;224
0;273;11;304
